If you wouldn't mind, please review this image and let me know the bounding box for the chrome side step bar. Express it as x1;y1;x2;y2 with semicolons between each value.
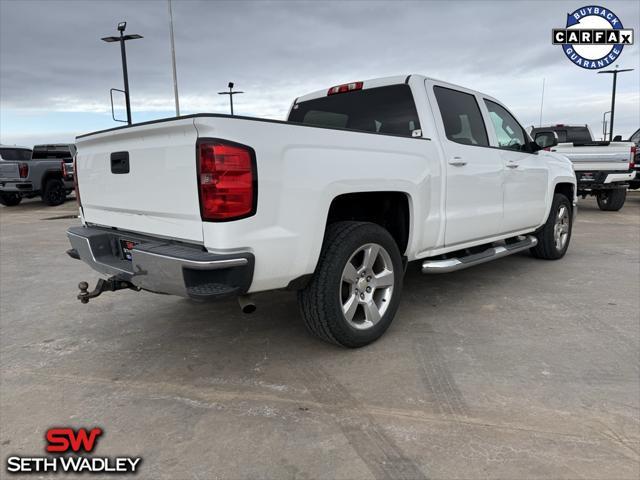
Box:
422;235;538;274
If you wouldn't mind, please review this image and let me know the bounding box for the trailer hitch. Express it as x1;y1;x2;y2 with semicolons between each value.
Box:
77;277;140;304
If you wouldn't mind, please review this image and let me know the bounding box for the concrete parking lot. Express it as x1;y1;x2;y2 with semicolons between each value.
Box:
1;194;639;479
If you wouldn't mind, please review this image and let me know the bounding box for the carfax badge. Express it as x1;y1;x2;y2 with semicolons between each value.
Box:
553;5;634;69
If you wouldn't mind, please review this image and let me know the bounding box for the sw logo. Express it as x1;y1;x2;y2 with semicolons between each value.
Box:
5;427;142;475
46;427;103;453
553;5;634;69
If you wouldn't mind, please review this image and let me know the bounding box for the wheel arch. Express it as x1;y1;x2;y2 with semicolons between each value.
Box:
325;191;412;255
40;169;64;192
554;182;575;203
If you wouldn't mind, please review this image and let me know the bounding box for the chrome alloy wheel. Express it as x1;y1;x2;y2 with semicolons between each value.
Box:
554;204;570;251
340;243;394;330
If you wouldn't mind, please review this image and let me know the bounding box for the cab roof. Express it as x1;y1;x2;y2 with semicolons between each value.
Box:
293;74;502;106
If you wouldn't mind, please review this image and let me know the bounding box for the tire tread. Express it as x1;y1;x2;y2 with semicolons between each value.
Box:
298;221;402;347
530;193;572;260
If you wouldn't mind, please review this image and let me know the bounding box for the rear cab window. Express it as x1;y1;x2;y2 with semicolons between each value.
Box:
433;86;489;147
32;145;76;163
288;84;421;137
0;148;32;161
530;126;592;144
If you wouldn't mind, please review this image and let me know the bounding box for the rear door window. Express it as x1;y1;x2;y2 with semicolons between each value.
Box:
288;85;421;137
433;86;489;147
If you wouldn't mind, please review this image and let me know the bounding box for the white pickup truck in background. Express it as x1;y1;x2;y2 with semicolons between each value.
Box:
529;125;636;211
67;75;576;347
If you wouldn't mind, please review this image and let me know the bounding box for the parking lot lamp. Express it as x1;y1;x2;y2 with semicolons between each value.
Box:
101;22;143;125
597;67;633;141
218;82;244;115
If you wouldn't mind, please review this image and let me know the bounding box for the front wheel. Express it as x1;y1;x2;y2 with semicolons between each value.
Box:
0;192;22;206
530;193;572;260
596;188;626;211
298;221;404;347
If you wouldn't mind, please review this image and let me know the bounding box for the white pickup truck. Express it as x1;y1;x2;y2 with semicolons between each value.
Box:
67;75;576;347
529;125;636;211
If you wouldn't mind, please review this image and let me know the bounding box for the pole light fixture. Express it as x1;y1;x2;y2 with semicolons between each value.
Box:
597;66;634;141
101;22;143;125
218;82;244;115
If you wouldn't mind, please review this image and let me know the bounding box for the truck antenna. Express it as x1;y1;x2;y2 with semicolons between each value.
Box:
538;78;545;128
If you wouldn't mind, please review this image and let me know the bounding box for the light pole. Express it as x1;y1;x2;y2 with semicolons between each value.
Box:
218;82;244;115
602;110;611;140
102;22;143;125
597;66;633;141
167;0;180;116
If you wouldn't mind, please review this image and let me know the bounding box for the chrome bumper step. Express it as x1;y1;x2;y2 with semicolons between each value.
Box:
422;235;538;274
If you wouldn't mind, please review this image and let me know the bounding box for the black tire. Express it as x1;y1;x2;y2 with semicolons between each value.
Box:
0;192;22;206
596;188;626;211
298;221;404;348
42;178;66;206
530;193;572;260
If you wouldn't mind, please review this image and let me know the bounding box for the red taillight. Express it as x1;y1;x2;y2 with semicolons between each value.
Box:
197;141;255;221
630;145;637;169
327;81;363;96
61;161;68;177
18;163;28;178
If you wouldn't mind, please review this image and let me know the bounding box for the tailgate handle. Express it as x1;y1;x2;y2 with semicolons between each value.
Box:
110;151;130;174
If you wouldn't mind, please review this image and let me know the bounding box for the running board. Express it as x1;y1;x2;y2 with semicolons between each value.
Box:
422;235;538;274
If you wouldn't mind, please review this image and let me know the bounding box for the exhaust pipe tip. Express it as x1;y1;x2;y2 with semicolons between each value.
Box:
238;295;256;314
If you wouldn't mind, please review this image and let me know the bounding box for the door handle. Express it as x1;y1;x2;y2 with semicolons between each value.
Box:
448;157;467;167
506;162;519;169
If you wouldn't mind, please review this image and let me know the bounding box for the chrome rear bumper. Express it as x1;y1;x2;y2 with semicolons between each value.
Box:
67;226;254;300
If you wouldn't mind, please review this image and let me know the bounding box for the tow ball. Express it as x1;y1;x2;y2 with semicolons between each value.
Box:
77;277;140;304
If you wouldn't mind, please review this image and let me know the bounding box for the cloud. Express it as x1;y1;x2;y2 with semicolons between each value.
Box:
1;0;639;143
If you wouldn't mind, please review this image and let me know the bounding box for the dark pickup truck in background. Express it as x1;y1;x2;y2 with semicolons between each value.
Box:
529;125;636;211
0;143;76;206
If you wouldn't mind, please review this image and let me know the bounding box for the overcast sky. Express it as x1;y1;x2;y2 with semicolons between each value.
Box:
1;0;638;146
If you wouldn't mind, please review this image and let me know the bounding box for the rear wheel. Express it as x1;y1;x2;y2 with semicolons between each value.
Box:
42;178;66;206
530;193;572;260
596;188;626;211
298;221;403;347
0;192;22;206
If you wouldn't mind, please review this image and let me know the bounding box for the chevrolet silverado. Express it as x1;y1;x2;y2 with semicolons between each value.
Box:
67;75;577;347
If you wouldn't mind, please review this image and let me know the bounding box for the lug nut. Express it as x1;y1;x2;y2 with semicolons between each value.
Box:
361;272;366;277
366;276;371;282
366;286;372;293
360;293;365;300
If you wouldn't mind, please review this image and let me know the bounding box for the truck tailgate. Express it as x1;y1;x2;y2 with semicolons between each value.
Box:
0;162;20;180
76;118;203;243
552;142;633;171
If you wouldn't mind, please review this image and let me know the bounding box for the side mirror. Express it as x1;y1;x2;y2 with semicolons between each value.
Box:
534;131;558;149
613;135;622;141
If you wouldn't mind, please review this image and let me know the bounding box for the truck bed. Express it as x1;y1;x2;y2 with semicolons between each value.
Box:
75;113;432;293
